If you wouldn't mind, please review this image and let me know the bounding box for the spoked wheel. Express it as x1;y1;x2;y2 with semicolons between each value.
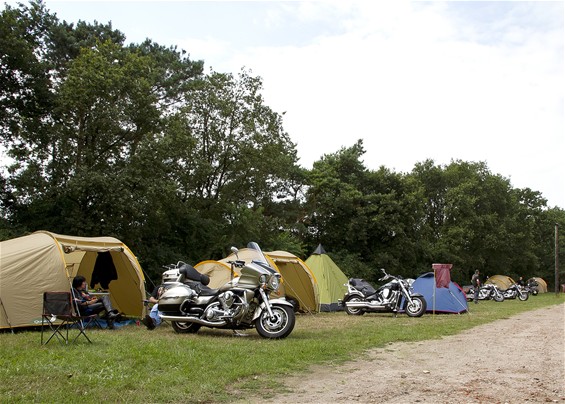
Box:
405;296;427;317
255;305;295;339
344;296;365;316
493;293;505;302
518;292;529;301
171;321;201;334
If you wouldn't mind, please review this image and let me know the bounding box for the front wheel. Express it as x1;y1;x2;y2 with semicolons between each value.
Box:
493;292;505;302
518;292;529;301
405;296;427;317
171;321;201;334
255;305;295;339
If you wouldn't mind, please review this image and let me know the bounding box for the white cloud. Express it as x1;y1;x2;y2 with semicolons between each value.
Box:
210;1;563;207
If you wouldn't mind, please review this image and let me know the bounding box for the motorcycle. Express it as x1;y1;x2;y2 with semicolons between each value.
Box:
501;283;529;301
158;242;296;339
525;279;539;296
339;268;427;317
467;284;505;302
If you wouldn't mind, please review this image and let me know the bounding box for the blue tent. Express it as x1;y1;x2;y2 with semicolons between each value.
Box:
412;272;468;314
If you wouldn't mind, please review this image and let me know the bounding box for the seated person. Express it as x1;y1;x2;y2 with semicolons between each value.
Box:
72;275;120;329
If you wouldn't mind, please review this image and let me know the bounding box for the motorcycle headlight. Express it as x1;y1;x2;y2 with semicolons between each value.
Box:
259;274;268;285
268;274;281;291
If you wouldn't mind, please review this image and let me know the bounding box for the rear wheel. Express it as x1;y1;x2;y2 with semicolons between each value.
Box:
344;296;365;316
255;305;295;339
405;296;426;317
171;321;201;334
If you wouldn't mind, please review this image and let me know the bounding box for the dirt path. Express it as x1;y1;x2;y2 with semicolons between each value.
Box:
245;303;565;404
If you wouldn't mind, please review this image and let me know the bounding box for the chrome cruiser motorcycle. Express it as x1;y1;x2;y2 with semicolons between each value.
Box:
467;284;505;302
340;268;427;317
158;242;296;339
502;283;529;301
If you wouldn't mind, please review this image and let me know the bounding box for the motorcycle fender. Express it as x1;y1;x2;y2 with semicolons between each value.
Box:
252;298;293;321
341;292;365;308
344;292;364;300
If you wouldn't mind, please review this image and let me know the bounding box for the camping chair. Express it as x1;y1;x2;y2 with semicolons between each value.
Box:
40;292;98;345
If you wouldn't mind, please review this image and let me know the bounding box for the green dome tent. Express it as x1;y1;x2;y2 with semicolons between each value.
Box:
305;245;348;312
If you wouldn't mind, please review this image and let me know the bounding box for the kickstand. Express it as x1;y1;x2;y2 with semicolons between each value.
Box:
232;330;249;337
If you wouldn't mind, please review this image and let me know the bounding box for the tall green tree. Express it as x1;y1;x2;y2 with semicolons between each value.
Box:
305;140;425;282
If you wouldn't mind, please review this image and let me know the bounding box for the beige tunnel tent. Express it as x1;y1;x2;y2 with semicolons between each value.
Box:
0;231;146;329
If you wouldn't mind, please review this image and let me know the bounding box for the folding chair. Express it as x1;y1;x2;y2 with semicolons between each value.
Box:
40;292;97;345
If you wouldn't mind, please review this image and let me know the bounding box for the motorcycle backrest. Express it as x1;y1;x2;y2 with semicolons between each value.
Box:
179;263;210;286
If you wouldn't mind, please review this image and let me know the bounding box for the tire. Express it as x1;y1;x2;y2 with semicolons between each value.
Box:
493;293;505;302
344;296;365;316
518;292;529;301
405;296;427;317
171;321;201;334
255;305;295;339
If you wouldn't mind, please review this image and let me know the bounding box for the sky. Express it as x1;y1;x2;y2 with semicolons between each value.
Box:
3;1;564;208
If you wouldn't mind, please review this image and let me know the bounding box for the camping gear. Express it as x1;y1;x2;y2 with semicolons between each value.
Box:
0;231;146;329
263;250;318;313
485;275;515;290
40;291;98;345
159;242;296;339
340;268;427;317
411;272;468;314
305;245;348;312
501;283;529;301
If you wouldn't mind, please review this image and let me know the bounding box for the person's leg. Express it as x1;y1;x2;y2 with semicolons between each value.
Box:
150;304;162;326
86;302;105;315
100;295;117;313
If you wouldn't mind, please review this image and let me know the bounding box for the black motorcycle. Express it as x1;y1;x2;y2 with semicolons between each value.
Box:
339;268;427;317
502;283;529;301
524;279;539;296
158;242;296;339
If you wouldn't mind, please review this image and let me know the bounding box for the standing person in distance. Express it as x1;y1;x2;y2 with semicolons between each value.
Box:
471;270;481;304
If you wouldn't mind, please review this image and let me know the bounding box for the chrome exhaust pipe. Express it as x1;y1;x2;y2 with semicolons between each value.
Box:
345;301;386;310
160;315;227;327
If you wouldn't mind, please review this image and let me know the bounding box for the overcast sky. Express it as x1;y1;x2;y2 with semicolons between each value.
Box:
4;1;564;208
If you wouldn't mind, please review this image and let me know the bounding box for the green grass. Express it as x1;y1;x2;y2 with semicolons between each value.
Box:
0;294;562;403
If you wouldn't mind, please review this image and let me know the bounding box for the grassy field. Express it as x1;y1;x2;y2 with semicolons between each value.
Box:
0;294;563;403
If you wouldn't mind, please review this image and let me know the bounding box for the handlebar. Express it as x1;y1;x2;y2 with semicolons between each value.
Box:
228;260;246;268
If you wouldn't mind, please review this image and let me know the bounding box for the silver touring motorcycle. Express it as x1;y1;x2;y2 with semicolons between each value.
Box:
340;268;427;317
158;242;296;339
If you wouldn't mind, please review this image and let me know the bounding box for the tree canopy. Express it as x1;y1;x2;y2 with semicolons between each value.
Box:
1;1;563;288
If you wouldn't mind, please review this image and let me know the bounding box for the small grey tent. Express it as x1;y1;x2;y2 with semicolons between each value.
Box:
0;231;146;329
305;245;348;312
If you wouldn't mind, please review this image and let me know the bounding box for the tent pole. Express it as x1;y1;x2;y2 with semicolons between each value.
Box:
0;297;14;332
448;289;470;315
